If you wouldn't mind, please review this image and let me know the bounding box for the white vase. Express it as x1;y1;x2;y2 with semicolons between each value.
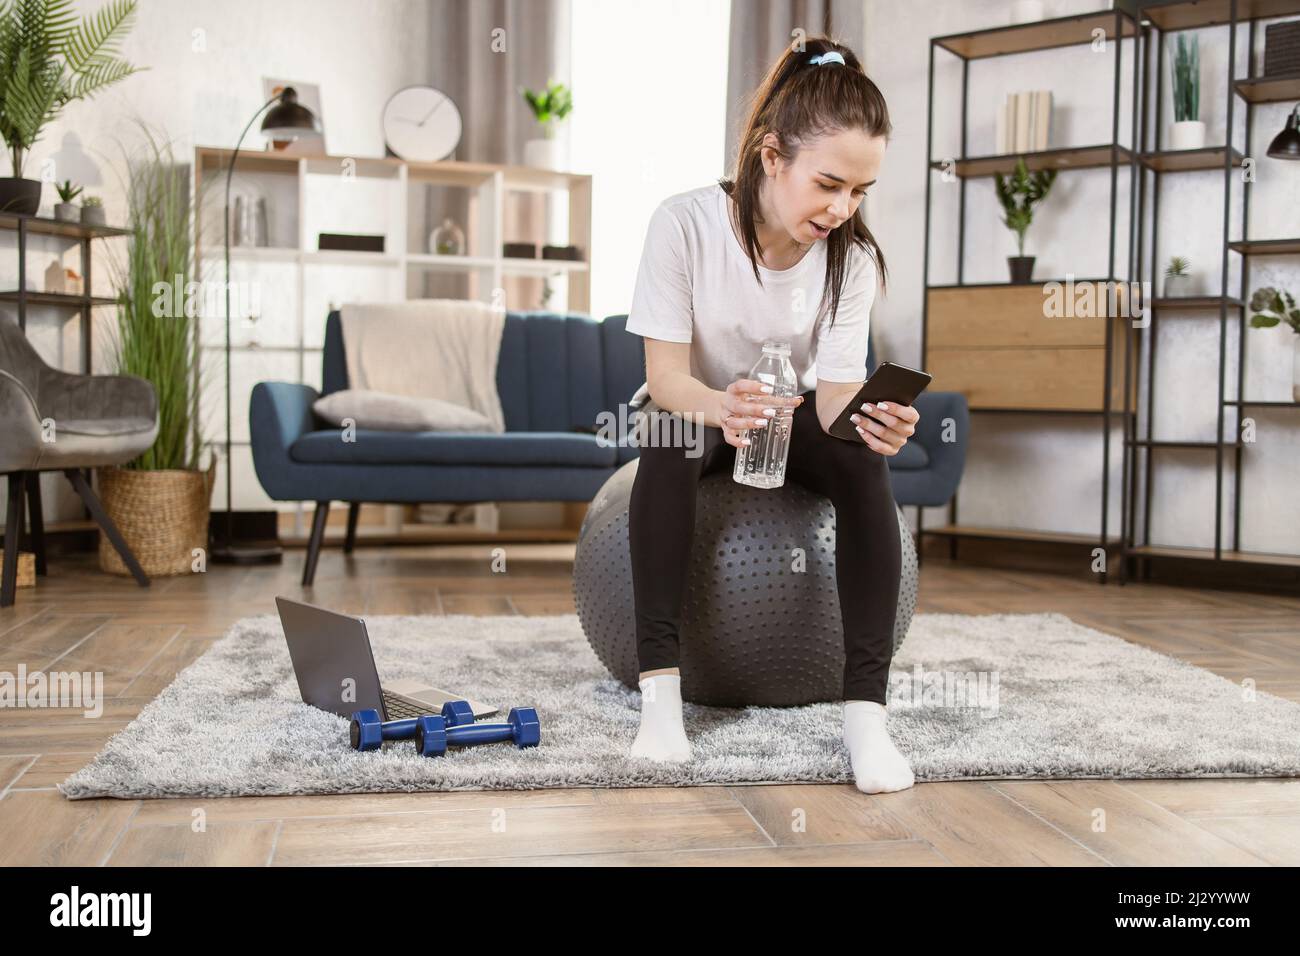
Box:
1010;0;1044;23
1163;274;1193;298
1169;120;1206;150
523;137;561;171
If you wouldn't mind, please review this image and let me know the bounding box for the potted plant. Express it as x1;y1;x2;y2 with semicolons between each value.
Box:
1169;34;1205;150
993;156;1056;283
0;0;144;215
1164;255;1192;297
519;80;572;171
80;194;105;226
98;123;214;577
54;179;81;221
1248;286;1300;402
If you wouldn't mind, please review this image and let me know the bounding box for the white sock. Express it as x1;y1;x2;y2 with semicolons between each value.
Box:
843;700;914;793
629;674;692;762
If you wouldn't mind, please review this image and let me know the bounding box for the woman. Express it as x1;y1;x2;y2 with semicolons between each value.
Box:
623;37;918;794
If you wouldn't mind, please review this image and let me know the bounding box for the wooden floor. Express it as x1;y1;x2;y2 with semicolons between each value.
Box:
2;542;1298;867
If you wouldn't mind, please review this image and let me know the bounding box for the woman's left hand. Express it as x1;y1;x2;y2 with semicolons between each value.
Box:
849;401;919;456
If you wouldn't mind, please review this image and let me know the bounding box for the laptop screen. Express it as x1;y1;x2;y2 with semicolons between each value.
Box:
276;597;387;719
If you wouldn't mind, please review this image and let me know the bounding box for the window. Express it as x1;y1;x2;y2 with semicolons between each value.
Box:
569;0;731;322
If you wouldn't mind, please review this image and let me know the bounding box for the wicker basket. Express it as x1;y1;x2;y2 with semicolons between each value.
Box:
0;550;35;588
96;462;216;577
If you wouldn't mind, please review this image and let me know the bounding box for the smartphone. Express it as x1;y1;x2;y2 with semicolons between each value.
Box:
827;361;933;443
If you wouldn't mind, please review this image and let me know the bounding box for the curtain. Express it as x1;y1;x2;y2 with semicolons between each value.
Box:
724;0;864;176
421;0;570;300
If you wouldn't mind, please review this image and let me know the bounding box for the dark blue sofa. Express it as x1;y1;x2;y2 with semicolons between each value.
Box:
250;309;967;584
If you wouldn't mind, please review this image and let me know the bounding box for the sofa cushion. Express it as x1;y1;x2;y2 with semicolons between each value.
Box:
289;429;618;467
312;389;493;432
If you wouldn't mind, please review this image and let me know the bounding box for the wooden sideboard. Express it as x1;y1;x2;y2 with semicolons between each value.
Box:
925;282;1138;412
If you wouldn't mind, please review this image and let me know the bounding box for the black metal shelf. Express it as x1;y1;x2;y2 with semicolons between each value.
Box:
1234;71;1300;103
919;524;1124;548
969;407;1135;416
1224;399;1300;407
0;211;129;240
1141;0;1300;33
1125;438;1245;448
1227;238;1300;256
926;276;1118;290
1139;145;1245;171
930;145;1134;179
1151;295;1243;310
0;290;117;308
933;10;1137;59
922;7;1139;585
0;210;126;375
1127;1;1300;587
1128;543;1300;569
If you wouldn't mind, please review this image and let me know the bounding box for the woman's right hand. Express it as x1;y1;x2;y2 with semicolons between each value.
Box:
717;379;804;449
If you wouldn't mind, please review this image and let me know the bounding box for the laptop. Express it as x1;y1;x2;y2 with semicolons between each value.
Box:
275;596;498;722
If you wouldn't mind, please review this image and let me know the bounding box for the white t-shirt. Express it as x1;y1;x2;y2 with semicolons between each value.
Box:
625;182;876;393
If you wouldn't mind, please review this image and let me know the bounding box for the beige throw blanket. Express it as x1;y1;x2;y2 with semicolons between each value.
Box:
339;299;507;433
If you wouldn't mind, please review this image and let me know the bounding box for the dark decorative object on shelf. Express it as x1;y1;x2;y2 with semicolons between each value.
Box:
1264;20;1300;76
317;232;385;253
1266;104;1300;160
504;241;537;258
1006;257;1034;283
214;85;322;565
541;244;582;261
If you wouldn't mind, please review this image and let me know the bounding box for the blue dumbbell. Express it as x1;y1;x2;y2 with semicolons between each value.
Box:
413;706;541;757
349;700;475;751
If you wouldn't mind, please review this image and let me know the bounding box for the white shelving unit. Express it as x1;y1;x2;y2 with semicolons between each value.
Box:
193;146;593;542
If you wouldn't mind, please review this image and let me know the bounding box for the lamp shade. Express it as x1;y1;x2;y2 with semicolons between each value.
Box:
1266;107;1300;160
260;87;322;141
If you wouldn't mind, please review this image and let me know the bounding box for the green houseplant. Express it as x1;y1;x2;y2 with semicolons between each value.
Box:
993;156;1057;283
1248;286;1300;402
1164;255;1192;297
98;123;214;577
80;192;104;225
1169;33;1204;149
0;0;144;215
519;80;572;171
53;177;80;220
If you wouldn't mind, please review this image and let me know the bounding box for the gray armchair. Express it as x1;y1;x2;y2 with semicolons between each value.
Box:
0;317;160;606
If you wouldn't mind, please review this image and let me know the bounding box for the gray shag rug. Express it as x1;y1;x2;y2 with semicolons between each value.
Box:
59;611;1300;799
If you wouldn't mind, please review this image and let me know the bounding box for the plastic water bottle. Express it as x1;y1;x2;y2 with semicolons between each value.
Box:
733;340;797;488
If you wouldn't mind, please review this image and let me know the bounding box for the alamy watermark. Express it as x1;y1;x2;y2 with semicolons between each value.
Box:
0;664;104;718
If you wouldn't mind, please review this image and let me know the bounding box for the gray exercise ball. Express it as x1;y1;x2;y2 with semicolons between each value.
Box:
573;458;919;707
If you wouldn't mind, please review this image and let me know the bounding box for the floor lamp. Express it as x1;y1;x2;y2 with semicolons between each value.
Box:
212;87;321;564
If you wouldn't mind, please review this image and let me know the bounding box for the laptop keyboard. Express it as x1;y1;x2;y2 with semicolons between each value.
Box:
382;690;435;721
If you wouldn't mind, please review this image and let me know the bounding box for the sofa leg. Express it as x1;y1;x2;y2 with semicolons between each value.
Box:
25;472;46;576
65;469;150;588
303;501;330;587
344;502;360;555
2;472;28;608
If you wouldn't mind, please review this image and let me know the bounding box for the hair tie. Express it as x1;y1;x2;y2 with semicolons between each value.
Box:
809;51;845;66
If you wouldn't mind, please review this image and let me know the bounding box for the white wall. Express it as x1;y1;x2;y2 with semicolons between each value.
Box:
863;0;1300;556
0;0;432;522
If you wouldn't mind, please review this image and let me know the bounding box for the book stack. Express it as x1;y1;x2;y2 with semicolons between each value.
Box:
996;91;1052;154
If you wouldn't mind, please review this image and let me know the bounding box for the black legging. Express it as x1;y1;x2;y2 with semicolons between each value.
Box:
628;388;902;705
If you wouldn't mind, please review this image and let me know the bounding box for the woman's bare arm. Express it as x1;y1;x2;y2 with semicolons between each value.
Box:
643;338;727;428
